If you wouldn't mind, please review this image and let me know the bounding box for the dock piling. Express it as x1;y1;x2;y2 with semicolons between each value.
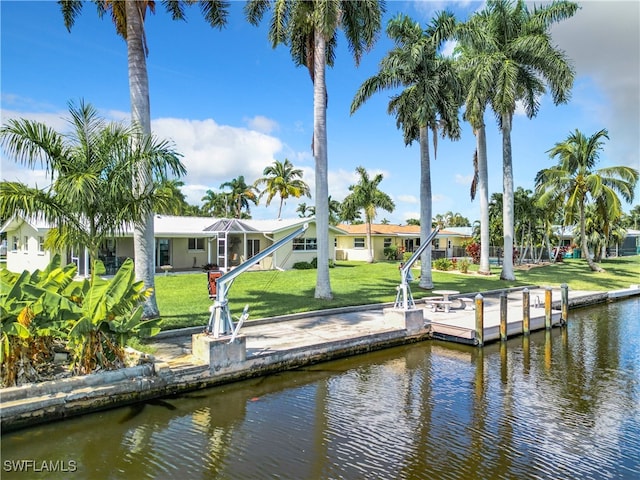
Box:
545;287;553;329
500;291;508;341
522;288;530;335
475;294;484;347
561;283;569;325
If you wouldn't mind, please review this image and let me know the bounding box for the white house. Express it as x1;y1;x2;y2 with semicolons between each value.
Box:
0;214;345;275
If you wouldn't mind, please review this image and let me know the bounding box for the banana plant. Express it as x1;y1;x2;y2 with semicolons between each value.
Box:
67;258;156;374
0;258;79;385
2;254;158;382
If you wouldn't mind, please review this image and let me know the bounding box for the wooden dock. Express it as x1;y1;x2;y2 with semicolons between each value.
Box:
424;286;611;345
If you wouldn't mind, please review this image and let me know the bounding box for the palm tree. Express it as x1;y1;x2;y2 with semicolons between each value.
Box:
455;12;496;276
0;100;184;266
201;189;230;217
219;176;259;219
246;0;385;299
155;179;190;215
621;205;640;230
341;166;395;263
351;12;462;288
297;202;313;218
471;0;578;281
535;128;638;272
254;159;310;219
59;0;229;317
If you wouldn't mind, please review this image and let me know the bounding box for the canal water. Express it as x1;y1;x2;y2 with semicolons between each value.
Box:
2;298;639;479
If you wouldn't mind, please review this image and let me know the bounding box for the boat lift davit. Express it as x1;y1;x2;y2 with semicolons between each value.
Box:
206;223;309;341
395;227;440;310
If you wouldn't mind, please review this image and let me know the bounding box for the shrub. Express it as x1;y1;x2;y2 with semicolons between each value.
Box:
292;261;313;270
458;259;470;273
383;246;400;261
433;258;453;271
465;242;481;264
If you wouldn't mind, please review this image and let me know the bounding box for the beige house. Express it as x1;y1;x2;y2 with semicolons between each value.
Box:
1;215;343;276
335;223;473;262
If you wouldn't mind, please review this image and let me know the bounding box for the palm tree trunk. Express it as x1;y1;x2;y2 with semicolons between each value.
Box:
580;200;603;272
313;31;332;300
126;0;159;318
366;218;373;263
500;113;516;281
477;122;491;275
277;198;284;220
418;126;434;290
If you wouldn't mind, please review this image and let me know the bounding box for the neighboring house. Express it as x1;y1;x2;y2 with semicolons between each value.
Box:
0;216;64;273
552;225;640;257
335;224;473;262
0;215;344;276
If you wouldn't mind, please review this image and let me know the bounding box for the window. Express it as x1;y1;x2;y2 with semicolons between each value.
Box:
247;239;260;258
38;236;45;253
23;236;29;252
354;237;365;249
433;239;440;249
188;238;204;250
11;236;19;251
293;237;317;251
383;238;392;248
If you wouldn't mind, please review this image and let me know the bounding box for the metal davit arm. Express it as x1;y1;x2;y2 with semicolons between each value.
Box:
207;223;309;338
395;227;440;310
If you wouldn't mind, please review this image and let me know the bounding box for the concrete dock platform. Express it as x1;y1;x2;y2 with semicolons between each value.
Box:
2;285;638;432
150;286;609;364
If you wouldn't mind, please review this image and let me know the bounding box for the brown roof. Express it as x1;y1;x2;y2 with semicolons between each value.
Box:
336;224;472;237
337;224;420;235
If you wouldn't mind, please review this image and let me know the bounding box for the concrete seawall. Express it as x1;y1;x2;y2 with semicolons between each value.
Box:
2;285;638;433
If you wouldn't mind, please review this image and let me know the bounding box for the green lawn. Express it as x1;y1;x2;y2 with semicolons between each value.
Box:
155;256;640;331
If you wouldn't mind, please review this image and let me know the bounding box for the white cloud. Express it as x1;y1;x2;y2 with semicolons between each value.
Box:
0;108;69;132
550;1;640;168
244;115;279;134
151;117;284;204
455;173;473;185
397;194;419;204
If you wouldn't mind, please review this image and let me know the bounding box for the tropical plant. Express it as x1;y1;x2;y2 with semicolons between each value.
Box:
297;202;313;218
351;11;462;288
0;100;185;266
467;0;578;281
0;258;77;386
219;176;259;219
155;179;191;215
59;0;229;318
254;159;311;219
535;128;638;272
621;205;640;230
465;241;481;265
67;258;157;374
201;189;231;217
433;211;471;228
0;255;159;383
246;0;385;299
433;257;453;271
341;166;395;263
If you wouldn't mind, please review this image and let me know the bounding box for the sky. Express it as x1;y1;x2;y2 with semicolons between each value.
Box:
1;0;639;225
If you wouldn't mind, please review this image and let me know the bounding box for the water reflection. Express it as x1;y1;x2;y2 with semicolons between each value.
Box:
2;299;639;479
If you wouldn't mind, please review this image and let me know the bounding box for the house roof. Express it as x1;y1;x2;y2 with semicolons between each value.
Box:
337;224;420;236
1;214;344;237
336;224;473;238
0;215;53;234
